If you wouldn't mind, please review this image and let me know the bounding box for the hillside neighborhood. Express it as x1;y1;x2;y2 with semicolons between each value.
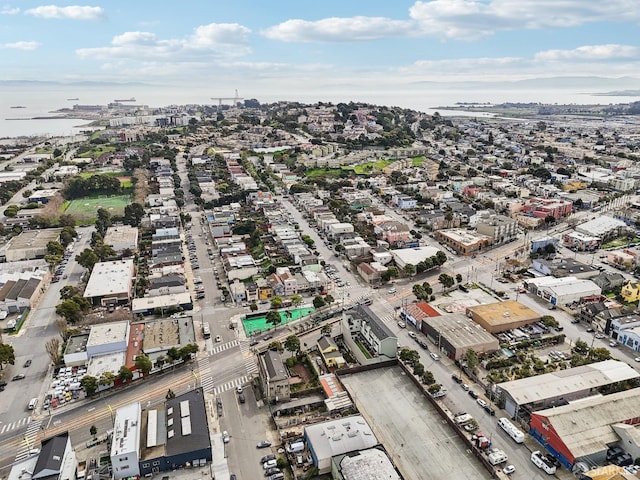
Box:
2;99;640;480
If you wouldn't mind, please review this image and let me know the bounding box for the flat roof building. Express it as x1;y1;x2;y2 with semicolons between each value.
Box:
87;321;129;358
466;300;540;333
434;228;492;256
2;228;62;262
390;246;442;269
421;313;500;360
305;415;379;475
83;259;135;306
131;292;193;315
111;402;142;479
497;360;639;420
333;448;399;480
104;225;139;253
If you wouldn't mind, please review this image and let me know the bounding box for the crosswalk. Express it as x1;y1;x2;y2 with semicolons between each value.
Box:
0;416;32;435
239;341;259;376
197;357;214;393
209;339;239;355
14;418;42;462
212;376;248;396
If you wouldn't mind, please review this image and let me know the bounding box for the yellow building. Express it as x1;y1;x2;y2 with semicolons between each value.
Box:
620;280;640;303
318;335;346;368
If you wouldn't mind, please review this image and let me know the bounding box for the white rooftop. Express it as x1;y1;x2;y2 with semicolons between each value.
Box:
87;321;129;347
131;291;192;312
339;448;399;480
111;402;142;457
576;216;627;238
304;415;378;461
83;259;134;299
87;351;126;379
390;246;441;266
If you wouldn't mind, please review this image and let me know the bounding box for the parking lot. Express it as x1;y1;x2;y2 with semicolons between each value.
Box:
340;366;491;480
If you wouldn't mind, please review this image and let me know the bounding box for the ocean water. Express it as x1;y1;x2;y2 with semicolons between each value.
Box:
1;83;639;139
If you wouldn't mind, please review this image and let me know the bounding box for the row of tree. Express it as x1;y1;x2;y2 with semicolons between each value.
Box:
64;175;123;199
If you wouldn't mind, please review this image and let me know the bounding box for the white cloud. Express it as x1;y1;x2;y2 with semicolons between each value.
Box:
1;5;20;15
409;0;640;39
25;5;105;20
1;41;40;50
76;23;251;61
535;44;640;62
263;16;410;42
263;1;640;43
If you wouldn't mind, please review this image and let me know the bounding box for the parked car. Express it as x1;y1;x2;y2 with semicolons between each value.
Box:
503;464;515;475
451;374;462;384
24;359;32;367
430;352;440;361
12;374;25;381
468;390;479;400
260;454;276;464
262;459;277;470
257;440;272;449
222;431;230;443
476;398;487;408
407;331;416;339
397;321;406;328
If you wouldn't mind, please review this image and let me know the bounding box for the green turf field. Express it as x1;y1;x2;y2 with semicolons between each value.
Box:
62;194;130;222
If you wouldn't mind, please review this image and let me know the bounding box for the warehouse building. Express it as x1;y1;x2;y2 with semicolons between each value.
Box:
466;300;540;333
421;313;500;360
525;276;602;307
332;448;399;480
1;228;62;262
83;259;135;306
390;246;442;270
529;388;640;470
496;360;639;421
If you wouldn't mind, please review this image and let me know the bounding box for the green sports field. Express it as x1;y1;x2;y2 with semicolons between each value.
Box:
62;194;130;222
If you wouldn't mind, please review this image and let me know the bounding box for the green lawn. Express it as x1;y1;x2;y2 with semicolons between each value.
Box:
242;307;315;336
412;156;425;166
305;168;343;177
602;236;640;249
77;146;116;158
62;194;130;223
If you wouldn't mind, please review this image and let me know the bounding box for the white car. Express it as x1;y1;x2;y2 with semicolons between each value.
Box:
430;352;440;361
408;331;417;339
222;431;230;443
397;321;406;328
215;335;222;342
476;398;487;408
502;464;515;475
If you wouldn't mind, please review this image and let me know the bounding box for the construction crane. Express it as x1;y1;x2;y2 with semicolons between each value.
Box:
211;89;243;108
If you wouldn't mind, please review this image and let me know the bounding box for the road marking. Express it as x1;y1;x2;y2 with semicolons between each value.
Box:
53;420;61;426
88;407;95;412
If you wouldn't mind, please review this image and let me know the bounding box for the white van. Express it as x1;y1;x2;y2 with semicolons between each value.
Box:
28;398;38;410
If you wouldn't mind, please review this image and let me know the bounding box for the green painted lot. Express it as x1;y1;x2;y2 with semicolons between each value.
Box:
242;307;315;336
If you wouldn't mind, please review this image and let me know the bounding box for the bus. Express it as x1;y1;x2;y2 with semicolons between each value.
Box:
498;417;525;444
202;323;211;339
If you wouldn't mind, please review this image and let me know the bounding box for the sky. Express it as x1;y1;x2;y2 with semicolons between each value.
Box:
1;0;640;98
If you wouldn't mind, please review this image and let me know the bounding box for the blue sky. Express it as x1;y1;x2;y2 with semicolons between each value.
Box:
1;0;639;96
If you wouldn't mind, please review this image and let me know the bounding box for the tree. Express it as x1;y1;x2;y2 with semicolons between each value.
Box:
465;349;479;372
80;375;99;396
589;347;612;362
0;343;16;369
265;310;282;331
47;240;65;257
284;335;301;357
290;294;303;307
403;263;416;277
59;285;80;301
398;348;420;366
573;339;589;356
179;343;199;361
123;202;145;227
427;383;442;395
438;273;455;290
167;347;180;363
313;296;326;308
58;214;77;228
320;324;332;336
324;294;335;303
117;365;133;382
99;372;116;386
413;362;425;376
421;370;435;385
249;302;258;312
95;208;112;236
90;425;97;438
135;354;153;374
413;284;426;300
56;299;83;324
456;273;463;284
45;338;60;365
75;248;99;272
166;389;176;400
270;296;283;309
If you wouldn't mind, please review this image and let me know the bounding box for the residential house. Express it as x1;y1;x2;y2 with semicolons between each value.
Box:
317;335;346;368
258;349;291;402
621;280;640;303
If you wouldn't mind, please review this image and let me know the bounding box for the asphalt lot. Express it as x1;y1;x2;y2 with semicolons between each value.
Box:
340;366;491;480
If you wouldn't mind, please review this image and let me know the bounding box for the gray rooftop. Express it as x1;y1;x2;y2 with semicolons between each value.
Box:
353;305;394;341
498;360;639;405
165;387;211;456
